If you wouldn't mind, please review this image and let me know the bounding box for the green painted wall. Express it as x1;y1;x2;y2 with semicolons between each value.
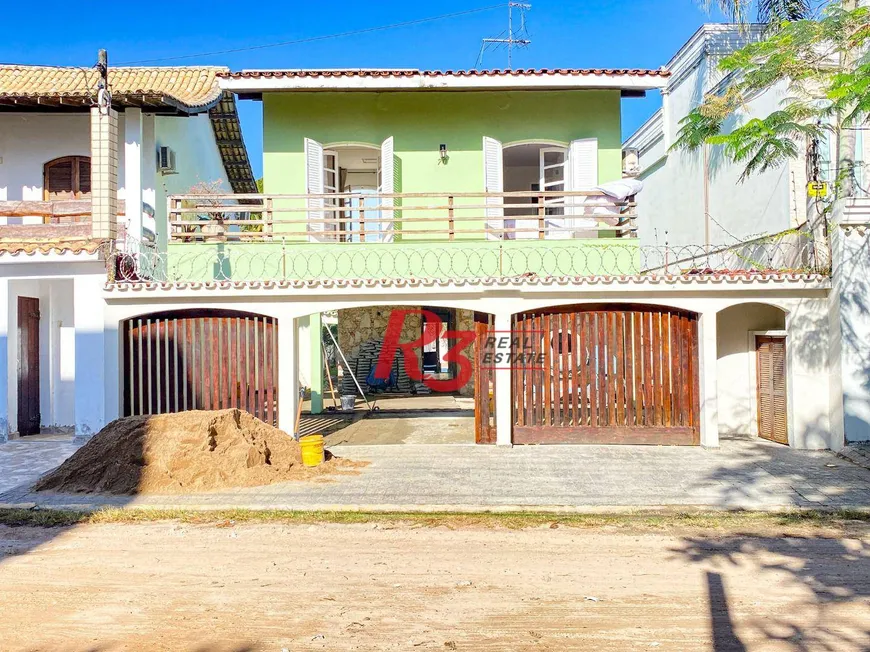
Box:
164;239;641;282
262;90;623;240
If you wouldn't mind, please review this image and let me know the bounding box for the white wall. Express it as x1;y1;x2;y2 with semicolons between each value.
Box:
0;114;91;201
625;27;799;248
831;223;870;442
154;113;231;251
4;277;76;432
716;303;786;435
0;111;231;249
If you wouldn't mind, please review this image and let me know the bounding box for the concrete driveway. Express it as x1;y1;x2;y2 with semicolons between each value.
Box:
2;435;870;511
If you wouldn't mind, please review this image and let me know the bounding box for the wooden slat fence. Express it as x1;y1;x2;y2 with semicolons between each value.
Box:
122;310;278;426
512;305;699;445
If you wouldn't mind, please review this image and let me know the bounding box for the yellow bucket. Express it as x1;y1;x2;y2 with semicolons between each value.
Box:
300;434;325;467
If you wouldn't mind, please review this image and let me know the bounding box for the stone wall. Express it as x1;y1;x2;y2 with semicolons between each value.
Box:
337;306;475;397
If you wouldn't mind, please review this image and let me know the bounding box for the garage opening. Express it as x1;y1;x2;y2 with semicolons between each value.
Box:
300;306;492;445
512;304;700;445
122;309;278;426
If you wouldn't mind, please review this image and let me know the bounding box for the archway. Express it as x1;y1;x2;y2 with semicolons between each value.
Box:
716;302;789;444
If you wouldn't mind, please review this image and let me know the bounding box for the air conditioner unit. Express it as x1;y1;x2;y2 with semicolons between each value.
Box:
157;146;177;174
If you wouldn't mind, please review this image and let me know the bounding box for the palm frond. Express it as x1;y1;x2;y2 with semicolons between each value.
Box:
757;0;811;23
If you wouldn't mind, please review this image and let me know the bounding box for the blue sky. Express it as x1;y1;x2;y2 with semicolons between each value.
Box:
2;1;730;179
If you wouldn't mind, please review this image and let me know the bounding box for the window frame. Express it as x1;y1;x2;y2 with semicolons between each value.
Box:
43;155;91;200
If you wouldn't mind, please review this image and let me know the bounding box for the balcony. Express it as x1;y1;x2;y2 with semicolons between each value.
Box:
0;200;95;238
109;192;824;284
166;190;638;242
0;199;154;244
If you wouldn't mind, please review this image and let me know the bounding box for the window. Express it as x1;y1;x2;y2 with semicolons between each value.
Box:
43;156;91;200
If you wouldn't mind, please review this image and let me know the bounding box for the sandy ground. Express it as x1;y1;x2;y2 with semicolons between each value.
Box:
324;413;474;445
0;522;869;651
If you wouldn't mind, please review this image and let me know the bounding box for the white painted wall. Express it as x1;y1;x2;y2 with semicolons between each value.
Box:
716;303;786;435
0;114;91;201
0;111;230;249
4;277;75;433
831;223;870;442
154;113;232;251
624;26;801;248
101;280;833;449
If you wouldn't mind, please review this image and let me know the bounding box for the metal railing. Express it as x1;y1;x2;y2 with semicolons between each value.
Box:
167;190;638;242
109;229;821;284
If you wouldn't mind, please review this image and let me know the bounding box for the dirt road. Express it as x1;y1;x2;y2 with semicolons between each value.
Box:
1;521;868;651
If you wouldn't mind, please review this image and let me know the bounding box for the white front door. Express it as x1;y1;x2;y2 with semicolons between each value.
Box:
540;146;567;211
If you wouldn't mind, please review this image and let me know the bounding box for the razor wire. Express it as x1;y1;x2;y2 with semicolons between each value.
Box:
108;234;820;284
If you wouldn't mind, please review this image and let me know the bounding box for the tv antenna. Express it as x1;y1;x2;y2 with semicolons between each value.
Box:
476;2;531;70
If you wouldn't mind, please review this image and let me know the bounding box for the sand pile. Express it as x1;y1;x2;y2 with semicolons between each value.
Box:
35;409;360;495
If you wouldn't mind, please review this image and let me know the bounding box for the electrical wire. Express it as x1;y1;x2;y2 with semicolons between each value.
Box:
118;4;506;65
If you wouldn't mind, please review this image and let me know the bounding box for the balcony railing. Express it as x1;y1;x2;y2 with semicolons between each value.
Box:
0;200;94;225
167;191;638;242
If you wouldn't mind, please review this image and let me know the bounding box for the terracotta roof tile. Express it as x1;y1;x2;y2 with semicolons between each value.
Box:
0;238;107;256
220;68;670;79
0;65;227;112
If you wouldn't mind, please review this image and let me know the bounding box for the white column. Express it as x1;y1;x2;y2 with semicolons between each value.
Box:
699;310;719;448
104;310;120;425
73;275;106;441
494;312;513;446
142;114;158;246
124;107;144;248
276;313;299;437
0;278;9;442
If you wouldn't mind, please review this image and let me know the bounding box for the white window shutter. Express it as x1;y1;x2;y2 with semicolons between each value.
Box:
483;136;503;239
569;137;598;190
568;138;599;235
380;136;395;243
304;137;324;241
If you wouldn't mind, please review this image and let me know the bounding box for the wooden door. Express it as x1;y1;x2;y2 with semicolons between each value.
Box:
17;297;40;436
512;305;700;445
122;310;279;426
473;314;496;444
756;336;788;445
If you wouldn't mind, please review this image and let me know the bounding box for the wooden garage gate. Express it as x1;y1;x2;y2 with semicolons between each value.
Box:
122;309;278;426
512;305;700;445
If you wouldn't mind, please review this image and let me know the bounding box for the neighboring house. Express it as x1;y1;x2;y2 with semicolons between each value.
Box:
0;65;254;440
100;68;835;452
622;24;868;248
624;24;870;446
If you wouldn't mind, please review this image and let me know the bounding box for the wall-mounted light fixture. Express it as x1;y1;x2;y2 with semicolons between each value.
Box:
439;143;449;162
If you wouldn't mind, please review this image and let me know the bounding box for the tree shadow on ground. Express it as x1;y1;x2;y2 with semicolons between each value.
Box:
673;531;870;650
689;434;870;508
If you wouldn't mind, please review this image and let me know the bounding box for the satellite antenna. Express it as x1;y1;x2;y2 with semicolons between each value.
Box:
476;2;531;70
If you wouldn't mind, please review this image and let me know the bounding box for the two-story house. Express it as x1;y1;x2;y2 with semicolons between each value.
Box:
98;67;835;453
0;65;254;440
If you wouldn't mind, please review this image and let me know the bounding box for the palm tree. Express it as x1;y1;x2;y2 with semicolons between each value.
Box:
703;0;812;23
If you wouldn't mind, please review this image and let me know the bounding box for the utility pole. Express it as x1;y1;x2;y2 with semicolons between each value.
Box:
96;49;111;112
476;2;531;70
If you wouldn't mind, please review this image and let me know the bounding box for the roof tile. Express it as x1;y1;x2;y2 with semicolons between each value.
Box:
0;65;228;111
